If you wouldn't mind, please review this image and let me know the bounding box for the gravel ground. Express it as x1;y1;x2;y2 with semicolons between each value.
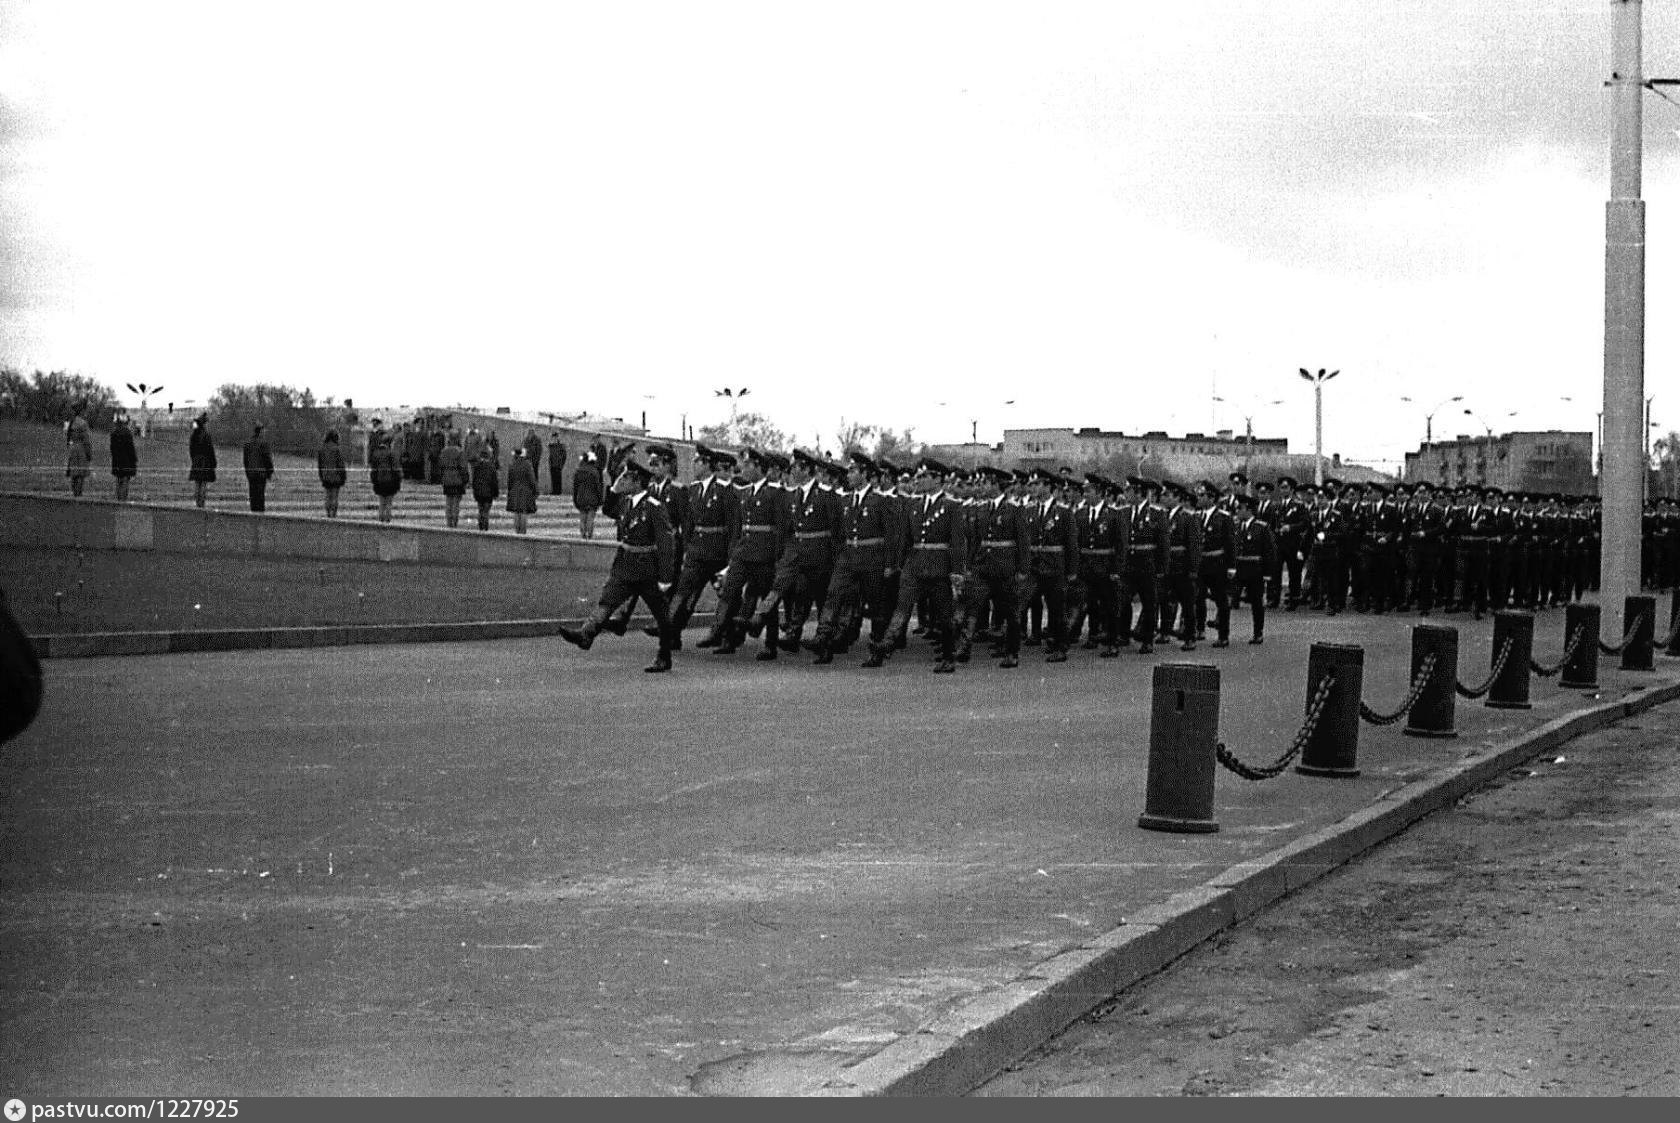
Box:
973;708;1680;1096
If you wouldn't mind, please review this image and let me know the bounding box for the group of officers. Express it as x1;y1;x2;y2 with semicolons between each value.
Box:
555;440;1680;674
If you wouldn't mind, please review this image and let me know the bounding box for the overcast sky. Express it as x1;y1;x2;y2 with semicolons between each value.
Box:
3;0;1677;469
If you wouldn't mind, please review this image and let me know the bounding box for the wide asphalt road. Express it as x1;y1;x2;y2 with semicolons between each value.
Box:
2;604;1671;1095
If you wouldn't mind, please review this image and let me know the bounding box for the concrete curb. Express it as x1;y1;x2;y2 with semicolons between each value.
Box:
817;676;1680;1097
33;613;719;659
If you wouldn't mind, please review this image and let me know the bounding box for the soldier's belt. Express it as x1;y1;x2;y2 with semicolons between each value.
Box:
979;539;1019;547
1079;547;1114;555
1127;544;1157;551
793;531;832;540
1202;549;1225;557
912;542;950;550
693;526;728;534
618;544;658;554
844;536;885;546
1030;545;1065;553
741;524;778;532
1236;554;1263;562
1168;545;1188;552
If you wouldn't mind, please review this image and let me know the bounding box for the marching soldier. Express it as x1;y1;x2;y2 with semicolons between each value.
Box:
953;466;1030;668
810;453;904;665
660;444;740;645
1404;479;1447;614
558;457;679;673
1273;476;1313;610
748;448;842;659
604;442;687;637
1311;479;1352;615
1157;482;1203;651
1019;468;1079;662
868;457;967;672
1119;476;1169;653
1231;493;1277;644
704;448;790;656
1069;474;1127;656
1193;480;1236;646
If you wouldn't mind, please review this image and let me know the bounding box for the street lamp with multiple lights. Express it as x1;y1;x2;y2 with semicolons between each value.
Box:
1399;394;1462;446
1213;394;1285;467
1298;368;1338;486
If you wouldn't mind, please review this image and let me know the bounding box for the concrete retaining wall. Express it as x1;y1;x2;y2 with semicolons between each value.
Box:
1;492;616;573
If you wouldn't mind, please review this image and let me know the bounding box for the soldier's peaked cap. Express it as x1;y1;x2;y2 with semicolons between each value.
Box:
1234;492;1261;509
1028;467;1059;484
1196;479;1220;494
1228;471;1249;485
1126;475;1160;492
1276;475;1298;488
643;442;676;462
848;450;878;471
1084;472;1111;489
1254;479;1275;492
916;455;950;476
617;457;653;483
694;442;728;464
791;447;823;469
740;446;770;466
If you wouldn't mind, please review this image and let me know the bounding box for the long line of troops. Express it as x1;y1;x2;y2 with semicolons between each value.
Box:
556;441;1680;674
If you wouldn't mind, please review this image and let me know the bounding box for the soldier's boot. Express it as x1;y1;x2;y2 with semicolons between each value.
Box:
1045;647;1068;663
746;597;778;639
645;646;672;673
780;624;804;654
602;609;630;636
560;611;606;651
810;628;835;665
998;652;1019;669
755;636;779;661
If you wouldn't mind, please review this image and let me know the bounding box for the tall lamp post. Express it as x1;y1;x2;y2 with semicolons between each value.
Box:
125;383;165;438
1298;368;1339;486
1399;394;1463;446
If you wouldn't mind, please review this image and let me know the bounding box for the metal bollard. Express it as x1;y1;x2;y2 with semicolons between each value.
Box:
1296;643;1362;778
1402;624;1457;739
1486;610;1534;710
1622;594;1656;672
1667;591;1680;659
1559;602;1601;689
1138;664;1221;833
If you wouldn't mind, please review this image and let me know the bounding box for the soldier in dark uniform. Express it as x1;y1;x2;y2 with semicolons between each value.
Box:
1068;473;1127;655
1155;483;1203;650
1361;482;1404;613
747;448;841;658
660;444;739;645
1403;479;1447;614
559;457;679;673
810;452;903;665
1017;468;1079;662
952;466;1029;668
1119;476;1169;653
1231;493;1276;643
1312;479;1352;615
868;457;967;672
1193;480;1236;646
605;442;687;637
703;448;790;655
1459;486;1498;618
1273;476;1312;610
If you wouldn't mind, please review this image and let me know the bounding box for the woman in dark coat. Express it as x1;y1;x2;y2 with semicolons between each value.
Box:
572;451;604;539
109;414;138;502
470;447;500;531
65;404;93;497
506;447;539;535
187;413;217;508
317;429;349;517
437;431;470;528
368;430;402;523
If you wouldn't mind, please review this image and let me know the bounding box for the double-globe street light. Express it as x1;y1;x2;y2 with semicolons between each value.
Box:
1213;395;1285;469
1298;368;1338;486
1399;394;1463;446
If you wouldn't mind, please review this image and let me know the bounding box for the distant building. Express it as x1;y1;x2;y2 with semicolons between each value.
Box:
1403;430;1595;495
1003;427;1287;466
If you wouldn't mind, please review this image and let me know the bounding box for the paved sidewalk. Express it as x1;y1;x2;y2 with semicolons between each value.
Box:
2;604;1676;1096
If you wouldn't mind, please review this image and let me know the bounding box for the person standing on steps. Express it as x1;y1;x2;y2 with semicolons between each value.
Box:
188;412;217;508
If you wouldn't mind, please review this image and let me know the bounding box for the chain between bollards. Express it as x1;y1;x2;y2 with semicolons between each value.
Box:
1215;670;1337;781
1531;624;1589;679
1358;652;1438;726
1598;611;1647;656
1456;636;1514;699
